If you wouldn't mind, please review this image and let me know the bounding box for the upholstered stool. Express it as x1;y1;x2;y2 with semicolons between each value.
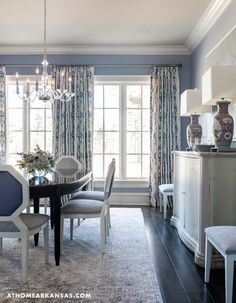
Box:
158;184;174;219
205;226;236;303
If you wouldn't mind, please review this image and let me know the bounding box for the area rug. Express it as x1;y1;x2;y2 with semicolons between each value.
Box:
0;208;163;303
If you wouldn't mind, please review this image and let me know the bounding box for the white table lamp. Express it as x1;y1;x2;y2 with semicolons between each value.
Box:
202;66;236;148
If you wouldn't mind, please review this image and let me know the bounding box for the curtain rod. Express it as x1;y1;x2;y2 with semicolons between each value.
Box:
4;63;182;68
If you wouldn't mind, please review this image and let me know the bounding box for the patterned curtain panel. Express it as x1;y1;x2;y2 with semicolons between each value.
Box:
0;66;6;164
150;66;180;207
52;66;94;175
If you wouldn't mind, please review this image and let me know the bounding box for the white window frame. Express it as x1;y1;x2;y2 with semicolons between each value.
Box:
94;75;150;183
6;76;52;163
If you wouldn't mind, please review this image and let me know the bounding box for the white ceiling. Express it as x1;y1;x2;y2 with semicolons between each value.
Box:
0;0;229;54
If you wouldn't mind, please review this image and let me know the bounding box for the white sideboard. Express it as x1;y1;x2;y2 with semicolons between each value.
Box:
171;151;236;267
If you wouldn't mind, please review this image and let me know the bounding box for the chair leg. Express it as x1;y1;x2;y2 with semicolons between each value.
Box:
225;256;234;303
60;216;64;253
70;219;74;240
44;198;48;215
43;224;49;264
0;238;2;255
100;217;106;252
159;193;163;212
204;236;213;283
163;195;168;219
21;236;29;283
108;207;111;228
106;214;109;236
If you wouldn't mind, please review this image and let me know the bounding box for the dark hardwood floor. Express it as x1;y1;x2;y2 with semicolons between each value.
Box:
141;207;235;303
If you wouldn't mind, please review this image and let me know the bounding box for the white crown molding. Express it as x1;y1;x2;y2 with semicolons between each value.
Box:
0;44;190;56
185;0;232;52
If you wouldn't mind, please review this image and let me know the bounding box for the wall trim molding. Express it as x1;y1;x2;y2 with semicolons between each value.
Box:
0;1;231;56
0;44;190;56
109;193;150;206
185;0;232;52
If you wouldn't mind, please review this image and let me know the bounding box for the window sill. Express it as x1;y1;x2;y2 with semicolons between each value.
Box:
94;178;149;188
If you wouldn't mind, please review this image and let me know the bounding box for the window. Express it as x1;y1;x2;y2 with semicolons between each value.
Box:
93;76;150;179
6;77;52;165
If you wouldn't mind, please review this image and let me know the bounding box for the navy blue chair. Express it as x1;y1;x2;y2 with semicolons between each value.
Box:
0;165;49;282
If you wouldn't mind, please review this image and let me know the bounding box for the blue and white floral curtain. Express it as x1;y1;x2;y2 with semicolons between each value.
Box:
52;66;94;175
0;66;6;164
150;66;180;207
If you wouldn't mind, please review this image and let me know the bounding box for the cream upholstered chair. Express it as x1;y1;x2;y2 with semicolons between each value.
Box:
60;159;115;252
205;226;236;303
45;155;81;218
0;165;49;282
159;184;174;219
70;160;116;228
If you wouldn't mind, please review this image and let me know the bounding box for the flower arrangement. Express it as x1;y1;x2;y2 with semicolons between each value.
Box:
17;145;55;174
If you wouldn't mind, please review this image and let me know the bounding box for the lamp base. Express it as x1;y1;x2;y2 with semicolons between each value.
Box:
187;114;202;150
213;101;234;148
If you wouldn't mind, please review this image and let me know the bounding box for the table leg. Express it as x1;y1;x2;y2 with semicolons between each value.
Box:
51;196;61;266
50;199;54;229
33;198;40;246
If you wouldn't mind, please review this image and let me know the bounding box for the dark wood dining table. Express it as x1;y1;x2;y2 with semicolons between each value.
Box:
29;169;92;266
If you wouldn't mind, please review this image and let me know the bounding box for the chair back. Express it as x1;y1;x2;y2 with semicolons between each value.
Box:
104;159;116;201
0;165;29;220
55;156;81;176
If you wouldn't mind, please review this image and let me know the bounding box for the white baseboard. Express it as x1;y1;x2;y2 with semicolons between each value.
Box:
109;193;150;206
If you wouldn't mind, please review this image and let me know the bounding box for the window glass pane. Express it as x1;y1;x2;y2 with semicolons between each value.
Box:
8;131;23;154
45;132;52;152
142;109;150;131
46;109;52;131
7;85;23;108
30;132;44;150
30;109;44;131
93;155;103;178
94;109;103;131
142;85;150;108
105;155;119;178
127;110;141;131
105;132;119;153
104;109;119;131
104;85;119;108
127;85;141;108
94;85;103;108
7;153;21;166
8;109;23;130
30;94;49;109
142;132;150;154
142;155;150;178
127;132;141;154
94;132;103;153
126;155;141;177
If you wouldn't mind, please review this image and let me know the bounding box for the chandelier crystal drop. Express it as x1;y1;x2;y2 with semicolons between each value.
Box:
15;0;75;103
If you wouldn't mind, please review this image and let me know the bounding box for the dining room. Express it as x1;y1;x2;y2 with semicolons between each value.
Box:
1;0;236;302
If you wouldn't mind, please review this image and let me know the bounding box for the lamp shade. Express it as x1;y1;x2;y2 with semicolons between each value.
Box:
202;66;236;105
180;89;209;116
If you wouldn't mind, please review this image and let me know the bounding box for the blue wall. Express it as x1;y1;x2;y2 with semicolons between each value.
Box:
191;0;236;89
1;53;191;149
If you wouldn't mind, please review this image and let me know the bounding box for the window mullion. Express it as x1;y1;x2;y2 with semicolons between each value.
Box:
24;92;29;152
120;83;126;179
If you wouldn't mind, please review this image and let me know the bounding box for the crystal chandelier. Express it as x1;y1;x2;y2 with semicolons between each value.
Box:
16;0;75;102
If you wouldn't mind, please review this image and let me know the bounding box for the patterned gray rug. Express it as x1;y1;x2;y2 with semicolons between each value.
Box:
0;208;163;303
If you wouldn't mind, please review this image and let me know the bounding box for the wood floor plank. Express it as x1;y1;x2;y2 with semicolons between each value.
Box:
141;207;232;303
142;209;190;303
